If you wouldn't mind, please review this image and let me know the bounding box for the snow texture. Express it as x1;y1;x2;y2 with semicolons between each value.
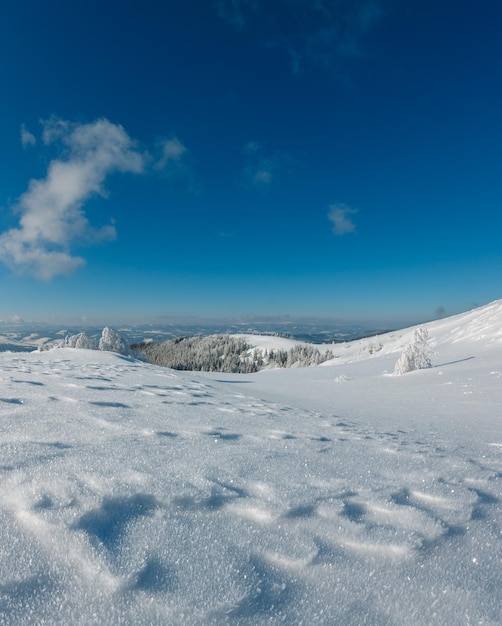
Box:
1;301;502;624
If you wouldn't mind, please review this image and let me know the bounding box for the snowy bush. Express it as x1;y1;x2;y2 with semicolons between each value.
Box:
38;332;96;351
394;327;433;375
368;340;383;355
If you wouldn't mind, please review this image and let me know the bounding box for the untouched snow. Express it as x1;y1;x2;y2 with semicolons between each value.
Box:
1;302;502;624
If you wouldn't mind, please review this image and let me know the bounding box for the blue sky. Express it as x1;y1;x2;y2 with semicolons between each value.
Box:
1;0;501;326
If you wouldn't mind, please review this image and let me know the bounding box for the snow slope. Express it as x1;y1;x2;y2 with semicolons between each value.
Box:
239;299;502;365
1;301;501;624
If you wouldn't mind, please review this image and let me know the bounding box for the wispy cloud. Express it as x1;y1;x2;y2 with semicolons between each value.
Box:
216;0;259;29
217;0;384;73
156;136;187;170
154;135;199;194
328;203;357;235
244;140;260;155
242;142;289;188
0;118;145;280
20;124;36;148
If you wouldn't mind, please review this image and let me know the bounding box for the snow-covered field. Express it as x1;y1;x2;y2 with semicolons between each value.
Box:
1;302;501;624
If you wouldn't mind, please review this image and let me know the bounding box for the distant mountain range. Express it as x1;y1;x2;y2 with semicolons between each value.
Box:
0;320;390;352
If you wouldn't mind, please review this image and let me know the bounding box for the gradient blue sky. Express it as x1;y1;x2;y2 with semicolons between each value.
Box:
1;0;501;326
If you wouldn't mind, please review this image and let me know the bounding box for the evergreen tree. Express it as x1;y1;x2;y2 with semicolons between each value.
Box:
394;327;433;375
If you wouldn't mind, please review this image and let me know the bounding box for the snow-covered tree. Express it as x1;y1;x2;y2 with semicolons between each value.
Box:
99;327;130;355
64;332;95;349
132;335;334;373
394;327;433;375
132;335;256;373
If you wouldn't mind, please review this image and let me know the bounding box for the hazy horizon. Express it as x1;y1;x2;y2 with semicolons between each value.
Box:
0;307;461;333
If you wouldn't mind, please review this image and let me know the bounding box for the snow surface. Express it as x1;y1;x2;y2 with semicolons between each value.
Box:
1;301;502;624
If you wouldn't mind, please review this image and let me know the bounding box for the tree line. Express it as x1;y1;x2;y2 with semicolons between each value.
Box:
131;335;334;373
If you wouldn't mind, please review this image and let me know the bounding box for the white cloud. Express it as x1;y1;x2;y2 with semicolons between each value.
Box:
328;203;357;235
20;124;36;148
156;137;187;170
0;118;145;280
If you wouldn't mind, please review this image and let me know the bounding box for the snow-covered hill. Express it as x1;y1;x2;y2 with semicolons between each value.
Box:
239;298;502;365
0;301;501;624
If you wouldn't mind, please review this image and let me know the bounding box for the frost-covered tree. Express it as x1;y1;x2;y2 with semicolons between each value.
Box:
133;335;334;373
64;332;95;350
99;327;131;355
131;335;256;373
394;327;433;375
